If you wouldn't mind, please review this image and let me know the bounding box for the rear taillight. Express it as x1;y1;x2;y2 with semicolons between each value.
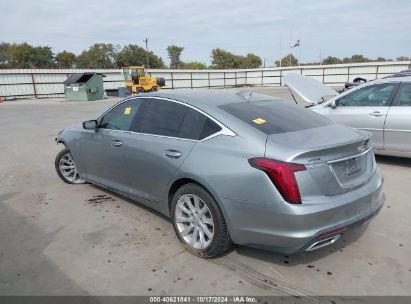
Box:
249;158;306;204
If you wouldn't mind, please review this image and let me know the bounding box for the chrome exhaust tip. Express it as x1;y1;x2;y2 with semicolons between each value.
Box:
305;234;341;252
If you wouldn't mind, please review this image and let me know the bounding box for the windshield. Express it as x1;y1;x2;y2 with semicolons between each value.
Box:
122;69;131;81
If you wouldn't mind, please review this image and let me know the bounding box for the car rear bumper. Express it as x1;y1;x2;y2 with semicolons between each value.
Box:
221;170;384;254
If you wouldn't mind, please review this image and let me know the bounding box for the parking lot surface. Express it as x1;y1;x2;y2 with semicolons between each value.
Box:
0;87;410;296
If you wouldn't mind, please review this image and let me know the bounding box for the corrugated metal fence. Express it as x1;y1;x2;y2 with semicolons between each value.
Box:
0;61;410;99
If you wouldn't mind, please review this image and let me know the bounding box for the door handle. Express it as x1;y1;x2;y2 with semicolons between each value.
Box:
111;140;123;147
369;111;383;117
165;149;182;158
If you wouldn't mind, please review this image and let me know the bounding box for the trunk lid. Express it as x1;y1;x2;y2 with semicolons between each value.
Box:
283;73;338;104
265;124;375;196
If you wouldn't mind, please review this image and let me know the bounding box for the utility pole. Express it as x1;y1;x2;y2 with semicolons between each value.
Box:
319;49;322;65
289;31;292;66
143;37;150;68
279;38;282;67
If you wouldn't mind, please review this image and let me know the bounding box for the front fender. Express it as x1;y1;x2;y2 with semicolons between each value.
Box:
54;125;87;177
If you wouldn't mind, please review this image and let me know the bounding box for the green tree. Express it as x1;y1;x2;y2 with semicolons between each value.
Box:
350;54;370;63
211;48;237;68
275;53;298;67
322;56;342;65
183;61;207;69
396;56;410;61
76;43;120;68
6;43;54;68
31;46;54;68
8;43;35;68
375;57;388;62
211;48;262;69
243;53;262;68
167;45;184;69
0;42;10;67
116;44;164;68
55;51;77;68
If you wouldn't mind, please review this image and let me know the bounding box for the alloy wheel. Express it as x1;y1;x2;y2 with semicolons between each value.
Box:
58;153;84;184
175;194;214;250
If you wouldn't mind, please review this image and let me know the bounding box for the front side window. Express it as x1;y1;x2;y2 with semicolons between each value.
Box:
396;83;411;106
99;99;141;131
337;83;396;107
135;99;222;140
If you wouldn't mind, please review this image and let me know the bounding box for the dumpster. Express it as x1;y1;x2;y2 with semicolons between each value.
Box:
63;73;106;101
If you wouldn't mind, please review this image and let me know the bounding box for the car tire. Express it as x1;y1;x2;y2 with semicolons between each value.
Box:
171;183;232;258
151;86;158;92
55;147;85;184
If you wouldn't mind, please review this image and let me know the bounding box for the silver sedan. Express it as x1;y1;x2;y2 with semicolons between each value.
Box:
284;73;411;158
55;90;384;258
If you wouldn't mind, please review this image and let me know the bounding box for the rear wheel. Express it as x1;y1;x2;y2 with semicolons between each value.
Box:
136;88;144;94
171;183;232;258
150;86;158;92
55;147;85;184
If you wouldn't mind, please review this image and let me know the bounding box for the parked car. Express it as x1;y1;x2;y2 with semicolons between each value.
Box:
55;90;384;257
338;77;368;93
284;73;411;158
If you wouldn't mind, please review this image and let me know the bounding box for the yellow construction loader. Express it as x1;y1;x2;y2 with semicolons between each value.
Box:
122;66;165;93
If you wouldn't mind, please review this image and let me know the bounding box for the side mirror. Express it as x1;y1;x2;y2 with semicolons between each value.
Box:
330;100;337;109
83;120;98;130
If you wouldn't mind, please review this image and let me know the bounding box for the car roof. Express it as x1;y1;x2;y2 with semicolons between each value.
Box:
373;75;411;83
142;89;276;108
383;69;411;78
126;89;285;142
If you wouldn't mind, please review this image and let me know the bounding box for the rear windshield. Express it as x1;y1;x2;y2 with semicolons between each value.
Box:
219;100;332;134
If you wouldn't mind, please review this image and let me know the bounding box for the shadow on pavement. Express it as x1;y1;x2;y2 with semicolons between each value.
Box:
0;192;90;296
376;155;411;168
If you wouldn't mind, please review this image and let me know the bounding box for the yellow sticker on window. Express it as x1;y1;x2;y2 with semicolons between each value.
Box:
124;107;132;115
252;118;266;125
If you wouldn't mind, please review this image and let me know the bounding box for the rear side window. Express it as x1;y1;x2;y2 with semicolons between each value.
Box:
200;118;222;139
136;99;222;140
180;108;222;140
219;100;332;135
139;99;187;137
396;83;411;106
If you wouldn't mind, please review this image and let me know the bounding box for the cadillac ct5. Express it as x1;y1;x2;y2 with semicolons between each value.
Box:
55;90;384;258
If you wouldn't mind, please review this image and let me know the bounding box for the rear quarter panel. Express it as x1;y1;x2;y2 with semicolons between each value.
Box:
171;133;285;223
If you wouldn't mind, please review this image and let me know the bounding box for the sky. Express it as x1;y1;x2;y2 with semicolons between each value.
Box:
0;0;410;66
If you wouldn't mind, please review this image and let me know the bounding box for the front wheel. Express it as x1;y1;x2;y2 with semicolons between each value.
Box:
55;147;85;184
171;183;232;258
